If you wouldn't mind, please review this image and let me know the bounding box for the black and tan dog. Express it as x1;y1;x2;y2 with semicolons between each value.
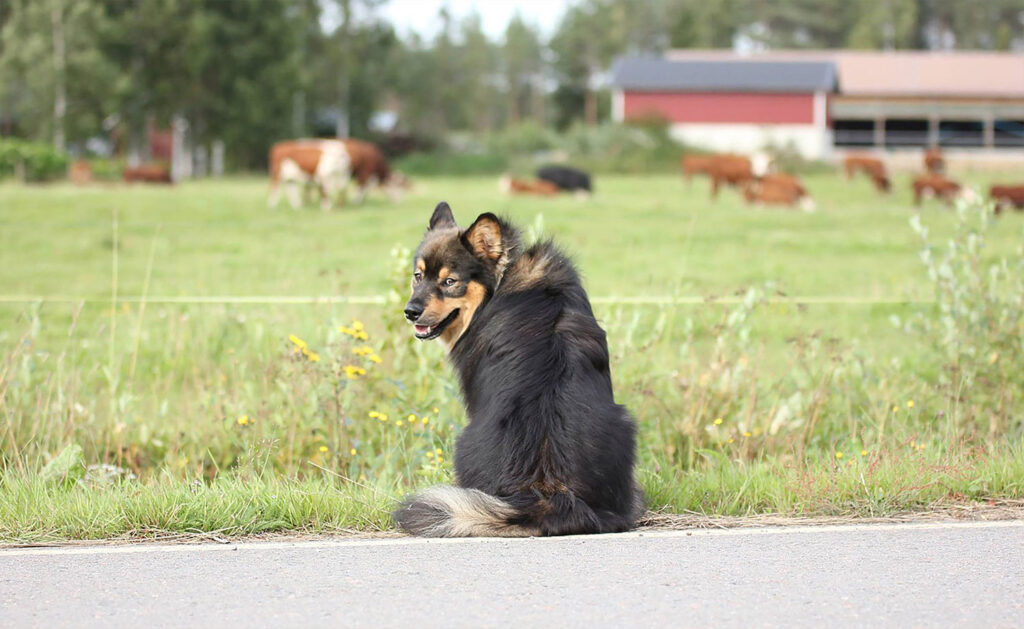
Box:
394;202;642;537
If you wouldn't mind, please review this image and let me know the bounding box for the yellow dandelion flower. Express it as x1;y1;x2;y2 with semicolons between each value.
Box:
302;348;320;362
835;451;844;459
349;448;357;456
435;448;443;455
907;400;915;408
353;346;374;357
918;443;927;450
368;411;381;419
860;449;868;456
432;407;439;414
395;419;404;427
727;438;734;444
356;330;369;341
892;405;899;413
379;414;389;422
408;414;417;422
743;431;752;437
288;334;307;350
437;456;444;463
343;365;366;379
426;451;434;458
368;354;382;364
910;440;916;448
352;320;364;331
713;418;723;426
421;416;429;425
237;415;250;426
319;446;328;453
339;326;354;336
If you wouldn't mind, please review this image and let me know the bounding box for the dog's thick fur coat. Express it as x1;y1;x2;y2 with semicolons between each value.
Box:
394;202;642;537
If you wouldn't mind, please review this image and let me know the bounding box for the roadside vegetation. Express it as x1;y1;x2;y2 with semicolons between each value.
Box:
1;174;1021;542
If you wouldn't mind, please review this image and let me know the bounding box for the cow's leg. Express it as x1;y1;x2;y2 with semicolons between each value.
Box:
268;182;281;209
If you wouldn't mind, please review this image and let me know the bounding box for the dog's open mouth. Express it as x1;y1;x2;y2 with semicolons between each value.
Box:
413;309;459;340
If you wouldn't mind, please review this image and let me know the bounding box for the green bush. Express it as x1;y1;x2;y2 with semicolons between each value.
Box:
395;150;509;176
0;139;69;182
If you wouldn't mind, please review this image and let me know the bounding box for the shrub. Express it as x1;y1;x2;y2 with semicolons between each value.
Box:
0;139;69;182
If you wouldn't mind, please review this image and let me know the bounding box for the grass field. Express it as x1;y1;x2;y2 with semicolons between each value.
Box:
1;171;1022;541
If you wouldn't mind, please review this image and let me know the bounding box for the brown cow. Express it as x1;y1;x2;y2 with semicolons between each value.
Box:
499;176;561;196
341;138;409;202
912;173;977;206
989;184;1024;214
70;160;93;185
842;155;890;193
744;173;816;212
123;164;172;184
924;146;945;174
709;154;754;199
680;155;717;183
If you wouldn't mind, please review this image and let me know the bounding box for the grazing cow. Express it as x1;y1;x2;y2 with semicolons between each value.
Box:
268;139;351;210
744;173;816;212
680;155;717;183
924;147;945;174
341;138;409;202
912;173;977;206
123;164;172;184
842;155;891;193
499;176;561;196
708;155;754;199
989;184;1024;214
537;165;592;196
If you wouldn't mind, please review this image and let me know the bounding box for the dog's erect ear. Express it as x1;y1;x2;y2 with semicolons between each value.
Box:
461;213;504;261
429;202;456;230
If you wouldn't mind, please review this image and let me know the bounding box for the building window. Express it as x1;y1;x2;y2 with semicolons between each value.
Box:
939;120;984;147
885;119;928;147
834;119;874;146
994;120;1024;148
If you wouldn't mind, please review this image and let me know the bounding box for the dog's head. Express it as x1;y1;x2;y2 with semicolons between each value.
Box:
403;202;515;349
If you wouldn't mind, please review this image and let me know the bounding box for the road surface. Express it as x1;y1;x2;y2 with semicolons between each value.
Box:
2;521;1022;628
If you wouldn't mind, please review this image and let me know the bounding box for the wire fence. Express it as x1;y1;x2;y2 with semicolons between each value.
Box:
0;294;934;306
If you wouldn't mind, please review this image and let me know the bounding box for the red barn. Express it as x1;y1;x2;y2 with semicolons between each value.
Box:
611;55;837;159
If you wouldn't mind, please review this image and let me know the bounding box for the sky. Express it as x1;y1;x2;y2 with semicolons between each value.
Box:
375;0;573;41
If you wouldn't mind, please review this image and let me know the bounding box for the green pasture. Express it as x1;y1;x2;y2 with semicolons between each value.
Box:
1;172;1022;541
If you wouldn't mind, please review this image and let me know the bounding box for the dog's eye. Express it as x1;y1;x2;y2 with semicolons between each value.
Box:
413;272;423;282
443;277;457;287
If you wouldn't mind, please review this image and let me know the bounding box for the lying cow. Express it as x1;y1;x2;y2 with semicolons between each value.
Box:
342;138;409;203
744;173;816;212
842;155;890;193
123;164;172;184
912;173;977;206
268;139;351;210
537;165;592;197
924;147;945;174
499;176;561;196
989;184;1024;214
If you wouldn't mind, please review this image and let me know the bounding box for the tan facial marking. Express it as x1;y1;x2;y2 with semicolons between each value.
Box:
415;259;426;272
439;281;487;352
438;266;450;281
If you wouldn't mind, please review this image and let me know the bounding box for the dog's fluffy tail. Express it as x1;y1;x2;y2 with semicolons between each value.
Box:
393;486;538;538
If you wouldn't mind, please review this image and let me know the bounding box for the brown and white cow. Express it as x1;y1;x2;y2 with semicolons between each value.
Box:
680;155;717;184
268;139;351;210
707;152;772;199
912;173;977;206
842;155;890;193
989;184;1024;214
744;173;816;212
123;164;172;184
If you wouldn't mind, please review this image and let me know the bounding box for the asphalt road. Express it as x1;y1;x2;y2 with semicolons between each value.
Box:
2;521;1022;628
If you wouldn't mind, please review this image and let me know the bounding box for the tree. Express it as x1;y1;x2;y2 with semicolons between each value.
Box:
502;14;543;124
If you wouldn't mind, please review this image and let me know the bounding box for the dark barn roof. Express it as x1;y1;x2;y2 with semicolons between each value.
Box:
611;56;838;93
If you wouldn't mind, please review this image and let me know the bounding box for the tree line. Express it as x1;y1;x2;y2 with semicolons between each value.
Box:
1;0;1022;169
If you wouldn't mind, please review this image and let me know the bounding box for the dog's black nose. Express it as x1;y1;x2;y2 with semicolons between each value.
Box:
404;304;423;321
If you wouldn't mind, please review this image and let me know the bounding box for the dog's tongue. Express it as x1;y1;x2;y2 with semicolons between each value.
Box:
415;324;431;335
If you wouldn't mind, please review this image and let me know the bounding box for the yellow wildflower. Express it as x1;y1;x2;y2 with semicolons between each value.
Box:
433;407;439;414
368;354;382;364
835;451;844;459
353;346;374;357
421;416;430;425
352;320;364;331
907;400;915;408
237;415;250;426
437;456;444;463
368;411;388;422
395;419;404;427
349;448;357;456
892;405;899;413
860;449;868;456
302;348;320;362
713;418;723;426
426;451;434;458
343;365;366;380
288;334;307;350
743;431;752;437
319;446;328;453
727;438;734;444
408;414;417;422
435;448;443;455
